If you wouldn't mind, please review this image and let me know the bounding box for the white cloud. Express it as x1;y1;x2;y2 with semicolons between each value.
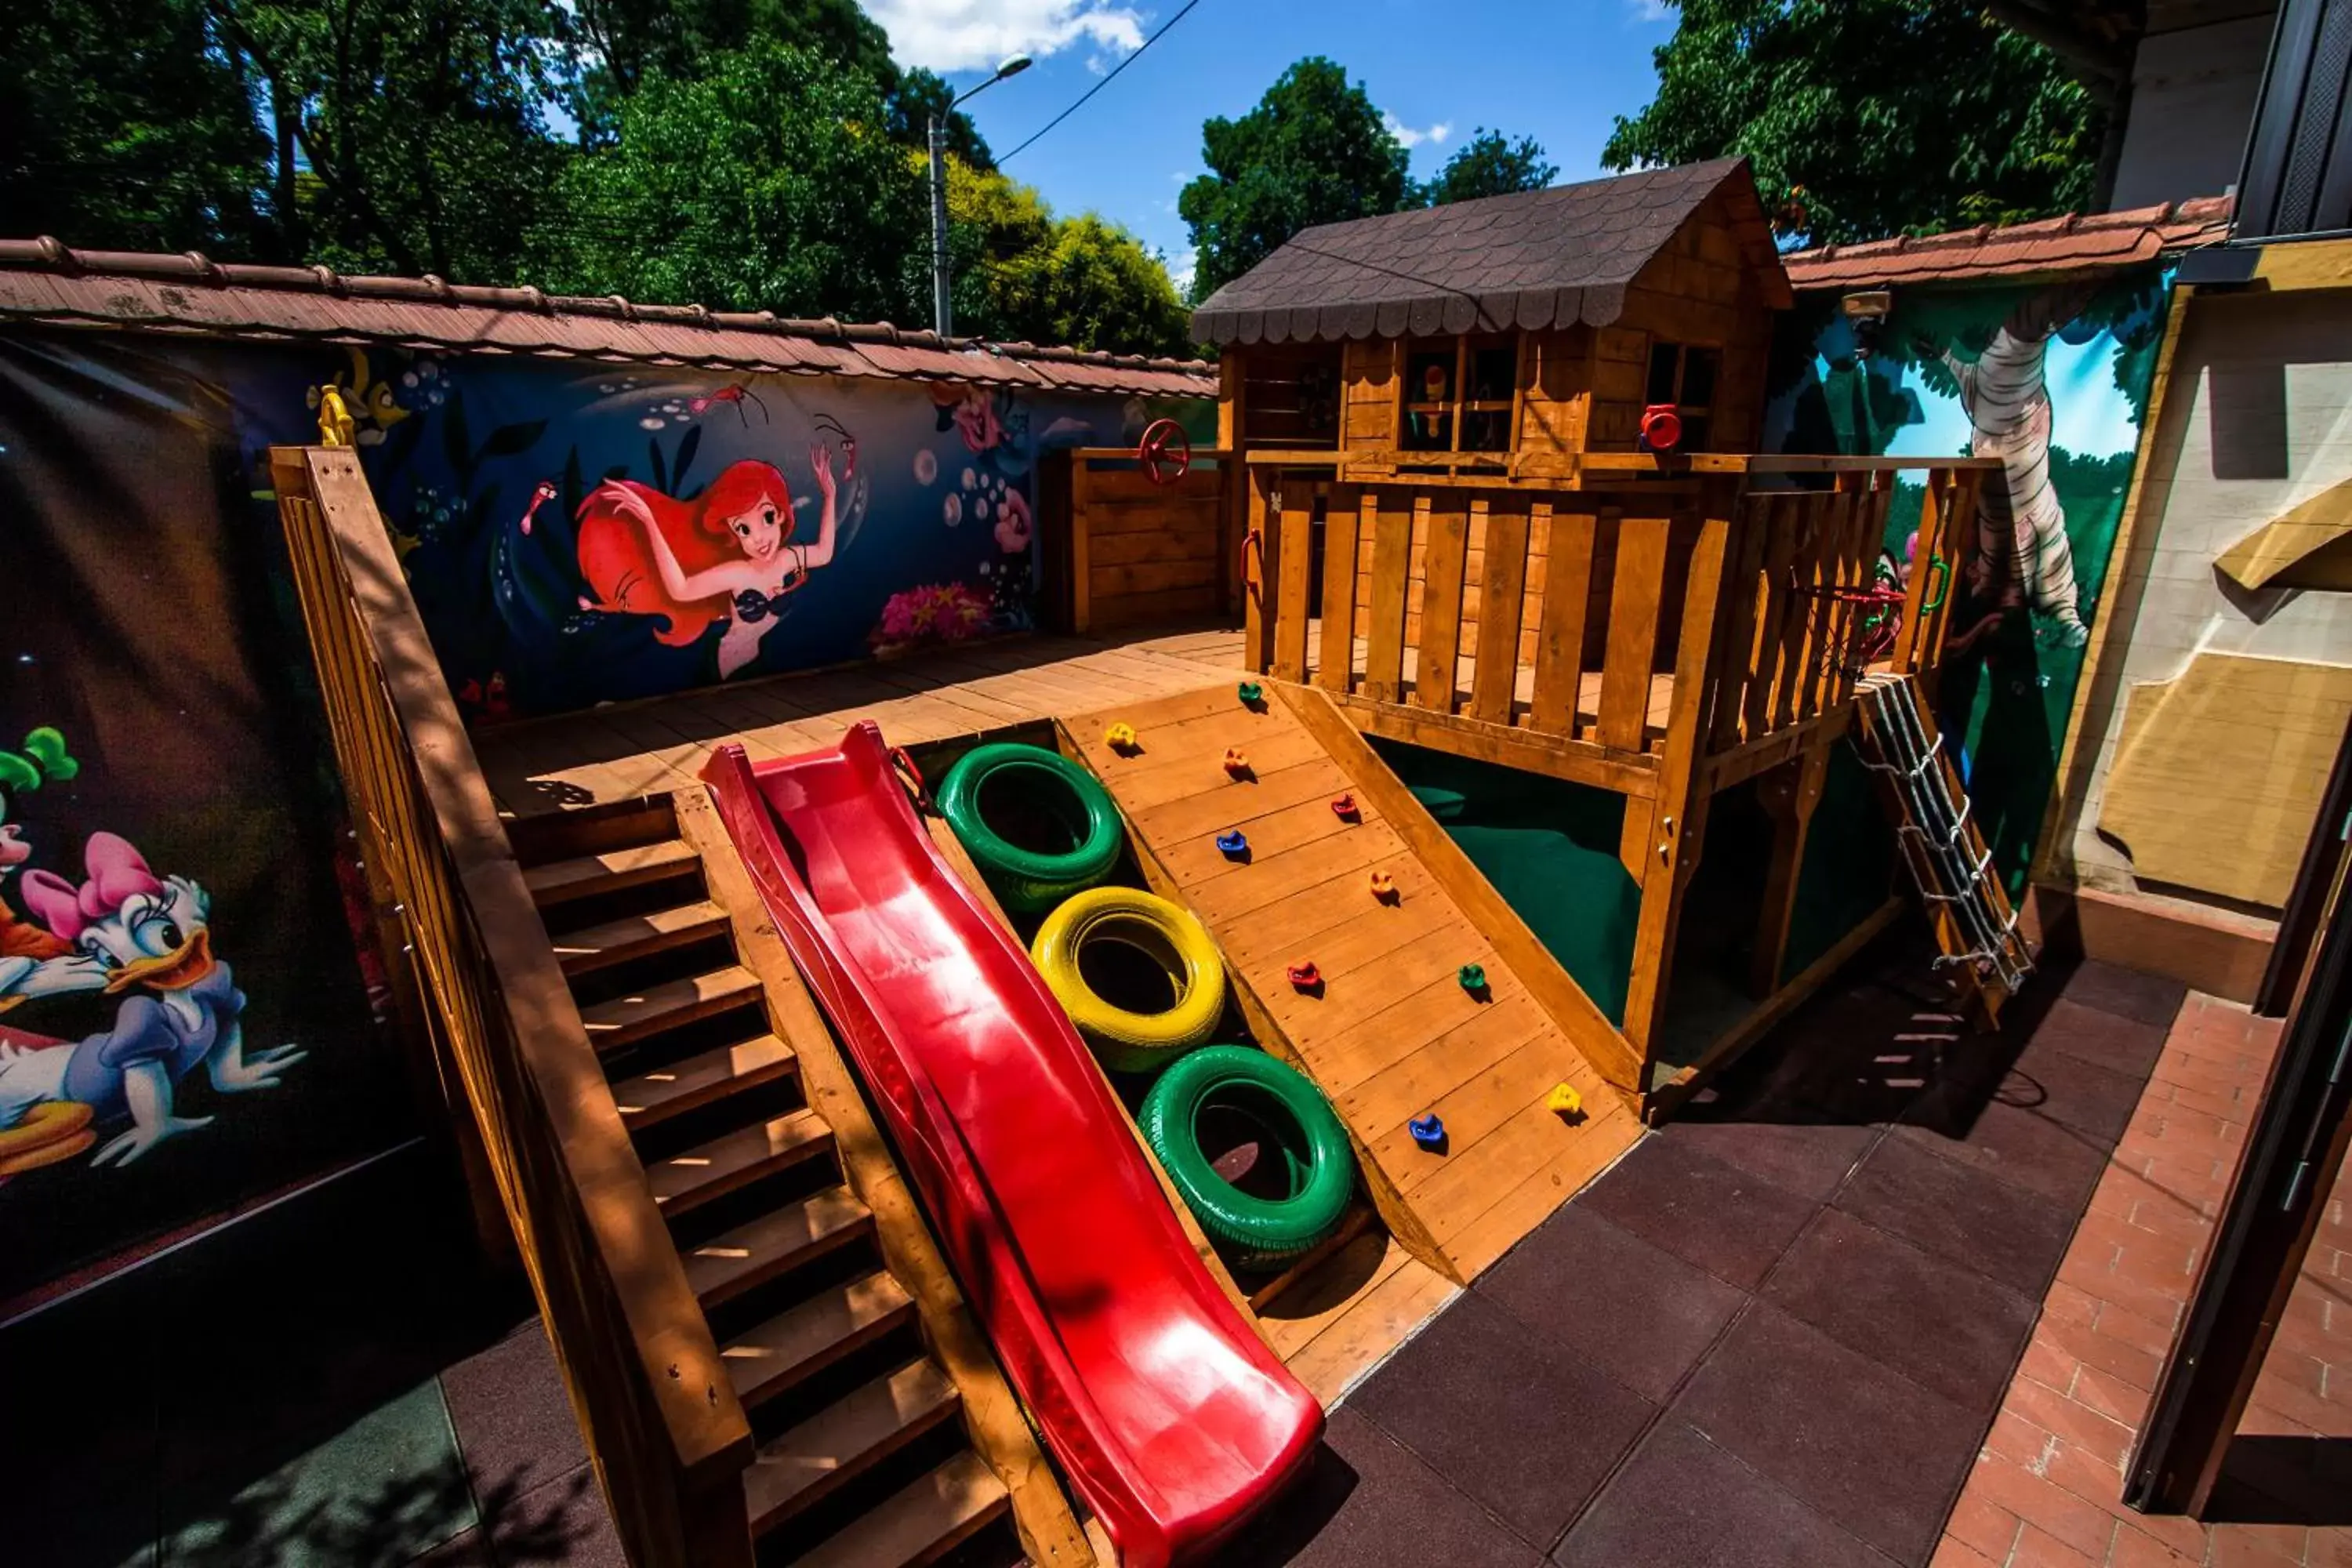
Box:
1383;112;1453;150
1628;0;1675;21
867;1;1146;73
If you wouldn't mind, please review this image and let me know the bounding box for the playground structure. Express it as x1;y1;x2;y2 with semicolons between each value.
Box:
249;161;2037;1568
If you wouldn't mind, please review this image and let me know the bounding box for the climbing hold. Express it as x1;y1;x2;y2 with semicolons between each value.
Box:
1547;1083;1584;1118
1222;747;1252;778
1214;829;1250;858
1368;869;1397;902
1330;792;1359;821
1287;959;1322;989
1104;720;1138;753
1458;963;1488;995
1237;681;1264;706
1409;1113;1447;1151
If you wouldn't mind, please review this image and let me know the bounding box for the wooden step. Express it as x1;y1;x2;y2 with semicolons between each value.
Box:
648;1109;834;1219
684;1187;872;1311
524;839;699;910
790;1449;1008;1568
579;967;761;1054
552;899;730;978
743;1360;962;1536
612;1035;797;1132
725;1273;917;1411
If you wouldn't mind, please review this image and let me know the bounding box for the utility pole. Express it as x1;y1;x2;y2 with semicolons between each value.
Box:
928;55;1033;339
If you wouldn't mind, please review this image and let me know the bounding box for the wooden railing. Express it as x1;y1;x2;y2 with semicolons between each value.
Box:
1240;456;1994;796
270;448;755;1568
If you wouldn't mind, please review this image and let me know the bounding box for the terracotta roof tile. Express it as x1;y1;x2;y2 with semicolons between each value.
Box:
1783;197;2233;290
0;238;1216;399
1191;158;1794;345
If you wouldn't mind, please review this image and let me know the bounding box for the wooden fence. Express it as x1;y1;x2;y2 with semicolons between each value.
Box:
1039;446;1234;633
270;447;755;1568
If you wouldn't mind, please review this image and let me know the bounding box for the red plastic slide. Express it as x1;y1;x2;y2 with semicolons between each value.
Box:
699;726;1321;1568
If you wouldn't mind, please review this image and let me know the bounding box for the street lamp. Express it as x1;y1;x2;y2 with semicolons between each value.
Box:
931;54;1032;338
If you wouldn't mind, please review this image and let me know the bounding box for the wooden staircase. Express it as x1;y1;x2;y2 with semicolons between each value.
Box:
514;793;1085;1568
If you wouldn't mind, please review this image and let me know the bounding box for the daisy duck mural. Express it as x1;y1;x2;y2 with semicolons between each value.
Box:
0;729;301;1174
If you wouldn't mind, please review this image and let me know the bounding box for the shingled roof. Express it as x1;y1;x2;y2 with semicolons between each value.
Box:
1191;158;1790;346
0;238;1217;399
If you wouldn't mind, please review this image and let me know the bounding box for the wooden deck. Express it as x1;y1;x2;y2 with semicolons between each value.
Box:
1065;684;1646;1287
474;628;1251;818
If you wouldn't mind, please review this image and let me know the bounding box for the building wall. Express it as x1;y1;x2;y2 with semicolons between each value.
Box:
2110;1;2277;208
2062;286;2352;909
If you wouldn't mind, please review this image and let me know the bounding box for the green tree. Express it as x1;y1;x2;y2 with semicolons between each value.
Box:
1421;129;1557;205
557;0;988;164
214;0;567;278
1180;57;1414;301
1603;0;2104;245
926;156;1193;357
536;42;927;321
0;0;272;254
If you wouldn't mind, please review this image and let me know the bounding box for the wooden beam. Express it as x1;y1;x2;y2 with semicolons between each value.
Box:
1281;683;1649;1102
1748;742;1832;996
1330;689;1661;798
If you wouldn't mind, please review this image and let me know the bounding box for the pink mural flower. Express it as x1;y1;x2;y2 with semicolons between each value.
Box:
994;488;1033;554
873;583;992;651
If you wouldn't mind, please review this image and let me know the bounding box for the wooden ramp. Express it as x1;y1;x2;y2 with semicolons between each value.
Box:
1065;683;1646;1284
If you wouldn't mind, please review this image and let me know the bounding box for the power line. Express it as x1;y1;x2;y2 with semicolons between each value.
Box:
998;0;1205;166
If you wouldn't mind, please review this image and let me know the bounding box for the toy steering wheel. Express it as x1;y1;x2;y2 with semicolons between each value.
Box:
1138;418;1192;486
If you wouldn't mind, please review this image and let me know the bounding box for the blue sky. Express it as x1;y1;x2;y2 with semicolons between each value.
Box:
878;0;1682;291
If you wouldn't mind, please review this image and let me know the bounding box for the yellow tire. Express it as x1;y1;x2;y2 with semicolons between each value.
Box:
1031;887;1226;1073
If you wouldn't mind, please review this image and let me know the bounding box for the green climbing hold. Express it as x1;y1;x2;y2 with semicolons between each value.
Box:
1237;681;1264;706
1458;963;1487;993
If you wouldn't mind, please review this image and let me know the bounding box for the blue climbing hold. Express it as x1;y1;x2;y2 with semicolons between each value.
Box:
1215;829;1250;857
1409;1113;1446;1151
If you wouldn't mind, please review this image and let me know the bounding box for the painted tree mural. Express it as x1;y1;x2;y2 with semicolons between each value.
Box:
1943;314;2087;644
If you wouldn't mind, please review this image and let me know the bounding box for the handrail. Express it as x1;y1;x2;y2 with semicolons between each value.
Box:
268;447;754;1568
1241;458;1987;782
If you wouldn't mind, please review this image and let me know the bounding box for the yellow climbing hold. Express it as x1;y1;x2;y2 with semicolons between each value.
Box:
1105;721;1138;753
1546;1083;1583;1117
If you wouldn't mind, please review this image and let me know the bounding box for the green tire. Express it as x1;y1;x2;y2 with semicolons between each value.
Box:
936;742;1124;913
1139;1045;1356;1270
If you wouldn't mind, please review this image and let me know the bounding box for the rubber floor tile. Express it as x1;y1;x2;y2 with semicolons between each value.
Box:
2015;998;2172;1080
1577;1135;1823;1290
483;1465;627;1568
441;1323;591;1507
1835;1134;2079;1298
1553;1418;1898;1568
1996;1040;2150;1145
1762;1208;2039;1417
1202;1408;1546;1568
1892;1089;2115;1211
1675;1303;1984;1565
1352;1291;1656;1548
2051;960;2187;1029
1661;1116;1882;1203
1479;1202;1748;1403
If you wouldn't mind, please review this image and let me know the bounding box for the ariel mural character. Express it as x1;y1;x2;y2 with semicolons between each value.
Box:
575;440;851;680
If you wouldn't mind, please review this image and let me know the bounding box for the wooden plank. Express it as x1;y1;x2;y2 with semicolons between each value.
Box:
1619;489;1734;1055
1598;513;1670;752
1747;742;1832;996
1282;684;1647;1098
1769;494;1823;732
1709;498;1770;750
1243;466;1276;673
1069;456;1093;634
1468;496;1530;726
1790;489;1847;724
1277;1247;1458;1406
1526;503;1595;736
1414;495;1470;713
1363;492;1413;704
1318;489;1366;694
1272;483;1314;683
1746;493;1800;740
1335;693;1660;799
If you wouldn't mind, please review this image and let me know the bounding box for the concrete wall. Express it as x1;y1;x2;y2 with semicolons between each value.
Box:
2110;1;2277;209
2063;286;2352;906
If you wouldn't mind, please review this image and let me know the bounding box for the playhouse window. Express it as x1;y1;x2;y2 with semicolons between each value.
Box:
1401;336;1518;456
1645;342;1720;452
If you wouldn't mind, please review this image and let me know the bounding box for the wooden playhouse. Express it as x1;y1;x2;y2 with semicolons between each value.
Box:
1171;157;2027;1114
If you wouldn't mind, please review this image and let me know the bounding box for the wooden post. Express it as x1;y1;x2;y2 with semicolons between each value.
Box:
1220;350;1248;618
1243;465;1278;673
1748;742;1832;996
1620;478;1737;1059
1067;453;1093;635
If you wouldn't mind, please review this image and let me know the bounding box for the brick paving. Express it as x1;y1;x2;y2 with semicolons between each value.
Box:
1929;995;2352;1568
